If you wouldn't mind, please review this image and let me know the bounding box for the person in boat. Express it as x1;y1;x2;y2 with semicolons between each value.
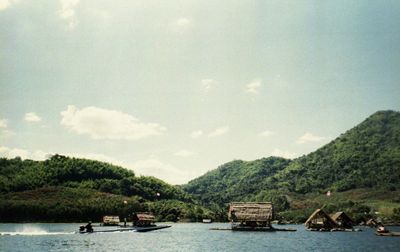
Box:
376;224;388;233
85;221;93;233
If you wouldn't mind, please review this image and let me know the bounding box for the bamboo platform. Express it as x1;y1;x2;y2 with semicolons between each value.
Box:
210;227;296;232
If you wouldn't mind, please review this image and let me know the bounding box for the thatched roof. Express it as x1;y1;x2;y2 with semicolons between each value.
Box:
366;218;378;226
229;202;273;222
304;209;337;227
136;213;155;221
330;212;353;223
330;211;354;228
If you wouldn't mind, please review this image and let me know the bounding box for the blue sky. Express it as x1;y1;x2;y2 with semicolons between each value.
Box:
1;0;399;184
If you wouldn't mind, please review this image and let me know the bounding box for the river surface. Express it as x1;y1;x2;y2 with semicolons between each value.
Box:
1;223;399;252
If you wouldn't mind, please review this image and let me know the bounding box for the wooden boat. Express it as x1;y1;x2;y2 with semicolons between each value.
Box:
135;225;171;232
210;227;296;232
78;225;171;234
375;231;400;237
79;228;133;234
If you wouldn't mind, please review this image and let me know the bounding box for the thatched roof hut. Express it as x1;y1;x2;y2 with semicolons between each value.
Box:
136;213;155;221
133;212;155;227
305;209;337;230
229;202;273;223
330;212;354;229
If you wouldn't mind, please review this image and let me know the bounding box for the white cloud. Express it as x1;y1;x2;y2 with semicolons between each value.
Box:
0;118;14;138
259;130;275;137
296;132;327;144
0;0;10;11
174;149;195;157
132;157;191;184
246;79;261;94
245;79;262;94
201;79;218;92
0;146;48;160
1;129;15;138
70;153;196;184
58;0;80;30
176;17;191;27
24;112;42;123
0;146;125;166
208;126;229;138
0;118;7;128
60;105;166;140
170;17;192;32
190;130;203;139
271;148;297;159
0;0;18;11
191;127;230;138
66;152;122;165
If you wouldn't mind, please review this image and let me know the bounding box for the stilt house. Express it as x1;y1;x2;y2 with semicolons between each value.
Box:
330;212;354;229
304;209;337;231
229;202;273;230
132;212;155;227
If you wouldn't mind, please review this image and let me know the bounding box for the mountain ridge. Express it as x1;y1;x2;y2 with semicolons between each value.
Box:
183;110;400;222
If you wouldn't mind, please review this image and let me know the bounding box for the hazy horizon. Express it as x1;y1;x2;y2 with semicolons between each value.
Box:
1;0;400;184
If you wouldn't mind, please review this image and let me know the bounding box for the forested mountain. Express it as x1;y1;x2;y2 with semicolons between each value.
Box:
184;157;291;207
184;110;400;222
0;155;212;222
271;110;400;193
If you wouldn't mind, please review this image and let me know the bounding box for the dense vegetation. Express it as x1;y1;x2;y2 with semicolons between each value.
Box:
0;155;208;222
271;110;400;193
184;110;400;223
184;157;291;210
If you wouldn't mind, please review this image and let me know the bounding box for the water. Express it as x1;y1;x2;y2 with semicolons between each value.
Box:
1;223;399;252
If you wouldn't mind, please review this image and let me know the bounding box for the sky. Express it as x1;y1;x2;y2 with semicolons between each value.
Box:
1;0;399;184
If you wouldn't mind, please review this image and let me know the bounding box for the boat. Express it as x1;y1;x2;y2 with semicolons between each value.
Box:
134;225;171;232
210;227;296;232
78;227;136;234
375;231;400;237
78;225;171;234
78;212;171;234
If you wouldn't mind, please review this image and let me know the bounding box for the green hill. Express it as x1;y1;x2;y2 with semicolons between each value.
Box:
0;155;212;222
184;110;400;223
183;157;291;209
271;110;400;193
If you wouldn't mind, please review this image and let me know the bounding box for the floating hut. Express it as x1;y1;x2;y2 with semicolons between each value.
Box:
102;215;120;226
304;209;337;231
330;212;354;229
229;202;273;231
132;212;156;227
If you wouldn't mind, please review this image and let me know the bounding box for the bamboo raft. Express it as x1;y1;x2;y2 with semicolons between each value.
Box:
210;227;296;232
375;232;400;237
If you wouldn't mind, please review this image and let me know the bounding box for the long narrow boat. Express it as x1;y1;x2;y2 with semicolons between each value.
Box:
375;231;400;237
78;225;171;234
210;227;296;232
78;228;136;234
135;225;171;232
